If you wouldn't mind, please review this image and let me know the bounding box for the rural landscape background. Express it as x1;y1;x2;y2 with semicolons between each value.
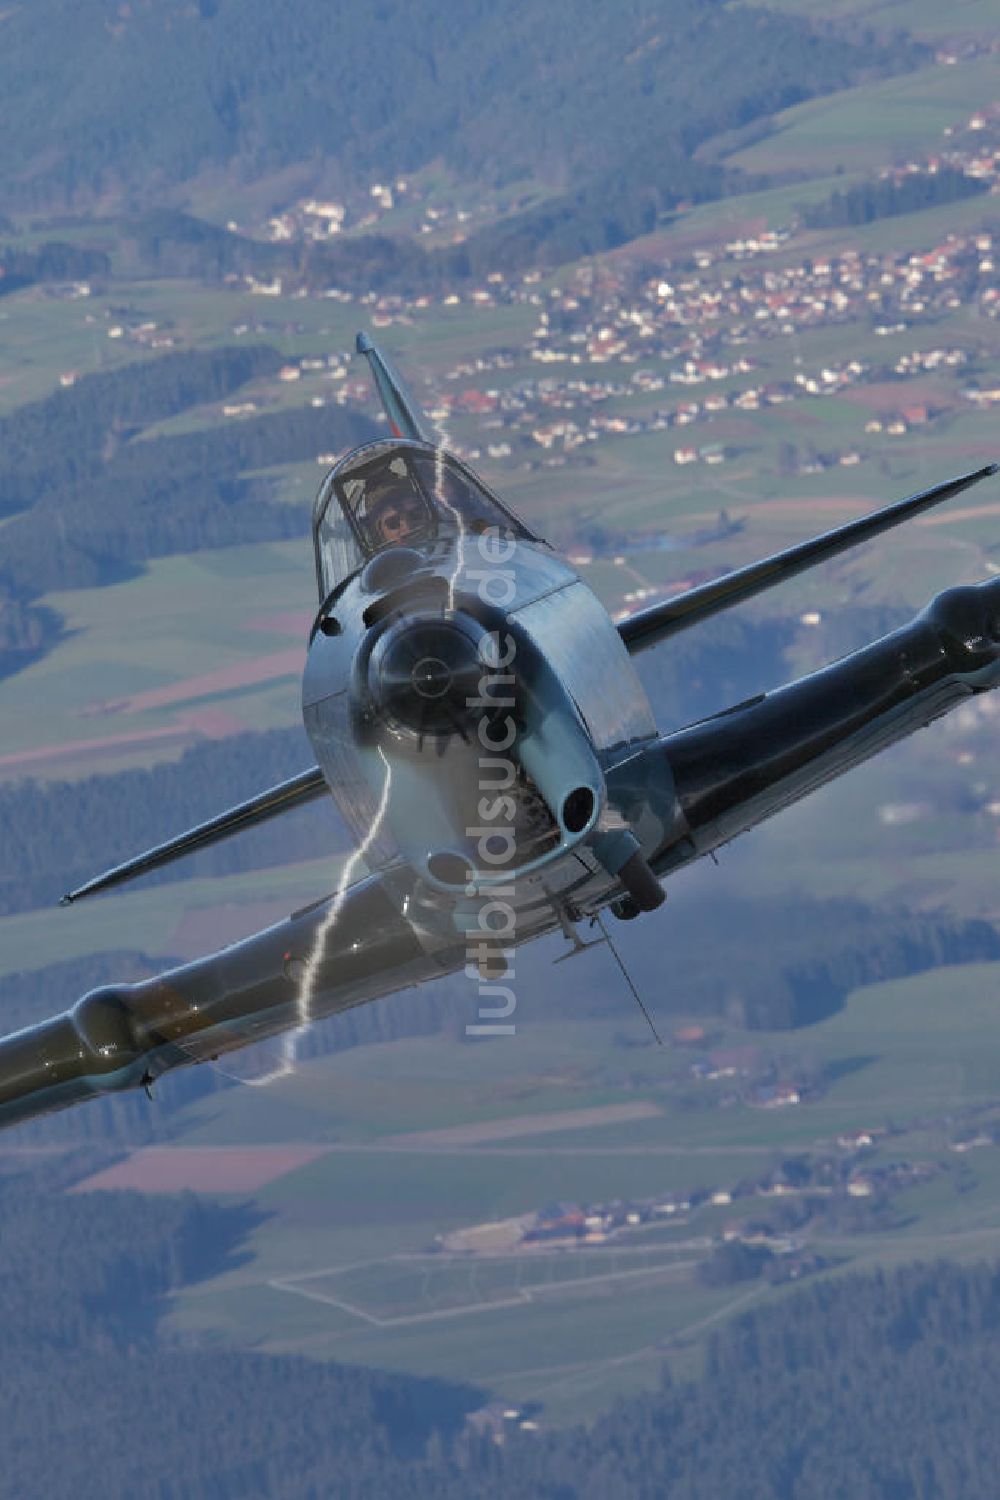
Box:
2;1;1000;1494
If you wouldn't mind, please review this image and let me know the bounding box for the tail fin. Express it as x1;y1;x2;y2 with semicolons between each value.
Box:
356;330;435;444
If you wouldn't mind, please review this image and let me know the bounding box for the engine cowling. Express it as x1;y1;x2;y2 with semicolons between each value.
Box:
350;609;606;895
364;610;490;739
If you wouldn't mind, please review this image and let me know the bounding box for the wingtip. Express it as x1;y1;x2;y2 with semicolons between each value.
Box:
355;330;373;354
59;893;74;908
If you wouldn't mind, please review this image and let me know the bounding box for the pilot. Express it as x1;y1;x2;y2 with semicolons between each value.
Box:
364;475;429;549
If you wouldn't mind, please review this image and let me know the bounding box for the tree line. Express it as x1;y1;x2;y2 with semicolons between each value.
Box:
0;239;110;296
0;397;370;597
425;1257;1000;1499
0;343;282;509
0;345;374;679
0;0;919;271
0;725;340;917
802;167;989;230
0;1160;480;1498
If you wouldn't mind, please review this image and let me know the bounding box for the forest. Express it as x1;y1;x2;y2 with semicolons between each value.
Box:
0;1160;481;1499
430;1258;1000;1499
0;725;335;917
4;1151;1000;1500
0;0;919;277
802;167;989;230
0;346;374;679
0;240;110;296
0;342;283;522
0;396;371;593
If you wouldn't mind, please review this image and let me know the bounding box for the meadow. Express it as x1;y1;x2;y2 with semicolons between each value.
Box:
141;956;1000;1422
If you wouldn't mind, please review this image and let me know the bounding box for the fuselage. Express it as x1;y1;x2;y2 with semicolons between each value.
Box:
0;436;680;1127
302;437;678;953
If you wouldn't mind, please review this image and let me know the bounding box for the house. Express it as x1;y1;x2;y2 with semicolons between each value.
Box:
673;1024;707;1046
753;1083;801;1109
950;1132;992;1153
757;1179;796;1198
456;389;497;415
709;1047;758;1075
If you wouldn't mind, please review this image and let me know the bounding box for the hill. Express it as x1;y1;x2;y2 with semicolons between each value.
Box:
0;0;917;236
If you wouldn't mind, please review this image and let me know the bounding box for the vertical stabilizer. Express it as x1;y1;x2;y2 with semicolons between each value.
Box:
356;330;435;443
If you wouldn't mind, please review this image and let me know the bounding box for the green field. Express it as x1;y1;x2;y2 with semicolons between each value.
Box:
725;57;1000;176
0;541;311;774
0;855;347;977
740;0;1000;42
147;957;1000;1422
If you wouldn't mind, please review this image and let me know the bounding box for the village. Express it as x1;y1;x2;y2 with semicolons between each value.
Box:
436;1098;1000;1282
200;210;993;499
239;208;995;470
236;104;1000;467
67;105;999;513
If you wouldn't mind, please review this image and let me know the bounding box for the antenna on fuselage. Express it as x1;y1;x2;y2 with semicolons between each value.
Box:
594;912;663;1046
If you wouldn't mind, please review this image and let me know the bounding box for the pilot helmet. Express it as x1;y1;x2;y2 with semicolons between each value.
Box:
363;469;429;549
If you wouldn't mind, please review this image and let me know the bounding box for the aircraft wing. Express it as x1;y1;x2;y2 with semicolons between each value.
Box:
619;465;998;655
650;567;1000;873
61;765;328;905
0;864;457;1131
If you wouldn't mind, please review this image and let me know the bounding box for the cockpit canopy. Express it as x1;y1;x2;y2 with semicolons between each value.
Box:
312;439;535;599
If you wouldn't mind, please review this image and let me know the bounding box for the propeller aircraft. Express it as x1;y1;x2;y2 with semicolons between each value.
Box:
0;331;997;1128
